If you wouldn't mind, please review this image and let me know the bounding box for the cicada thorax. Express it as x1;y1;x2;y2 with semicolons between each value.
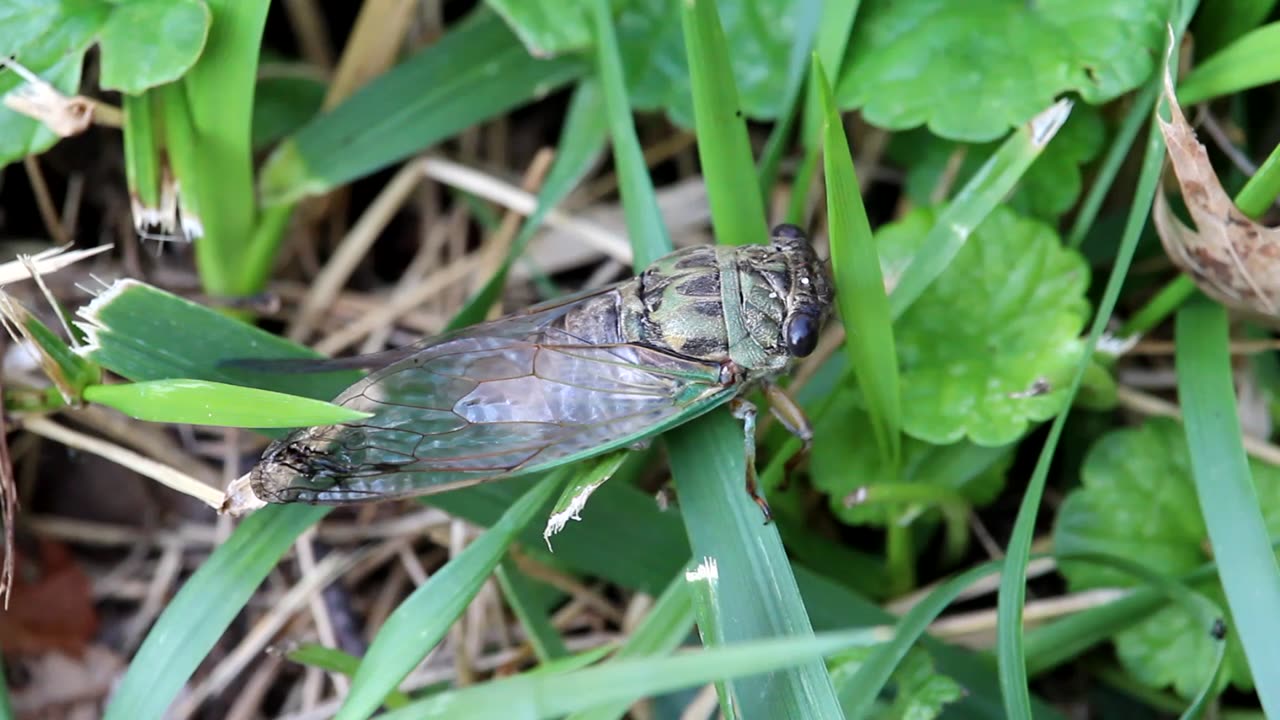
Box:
615;240;828;375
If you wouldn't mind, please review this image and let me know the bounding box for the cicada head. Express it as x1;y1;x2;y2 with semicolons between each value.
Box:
767;223;834;360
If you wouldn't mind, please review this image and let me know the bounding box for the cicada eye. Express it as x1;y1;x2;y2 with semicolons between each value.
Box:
770;223;807;242
784;312;820;357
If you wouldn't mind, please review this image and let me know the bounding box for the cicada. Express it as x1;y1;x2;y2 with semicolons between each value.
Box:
235;224;834;518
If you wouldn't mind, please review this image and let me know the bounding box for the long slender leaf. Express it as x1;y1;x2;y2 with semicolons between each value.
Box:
568;573;696;720
448;79;608;331
82;378;371;427
994;7;1195;717
103;504;329;719
1176;300;1280;716
258;9;584;207
335;474;565;720
814;56;900;468
378;628;879;720
671;2;843;718
589;0;670;268
888;99;1072;320
496;559;570;664
682;0;767;246
1178;21;1280;105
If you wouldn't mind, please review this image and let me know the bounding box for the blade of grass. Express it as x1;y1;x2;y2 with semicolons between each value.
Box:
447;79;607;332
179;0;268;296
682;0;767;246
335;473;565;720
995;10;1195;718
284;644;412;710
568;573;696;720
796;565;1063;720
672;2;843;718
666;415;840;718
589;0;670;267
377;628;880;720
814;55;900;468
1176;299;1280;716
1065;79;1160;249
755;0;823;198
81;378;372;427
889;99;1073;320
121;92;161;216
686;558;736;717
841;560;1000;717
1178;21;1280;105
784;0;861;223
258;9;585;208
103;504;329;720
496;558;570;664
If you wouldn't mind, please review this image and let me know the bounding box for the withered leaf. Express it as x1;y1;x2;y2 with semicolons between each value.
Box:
1152;59;1280;322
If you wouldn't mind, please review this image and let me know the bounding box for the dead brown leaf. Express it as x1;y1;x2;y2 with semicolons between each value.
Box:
0;540;97;657
1152;58;1280;322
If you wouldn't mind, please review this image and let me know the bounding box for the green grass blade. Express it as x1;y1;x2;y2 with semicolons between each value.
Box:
814;55;900;467
682;0;767;246
755;0;823;197
378;628;878;720
285;644;412;709
448;79;607;331
496;559;570;664
888;99;1072;320
589;0;670;267
75;280;359;400
841;560;1000;717
1175;300;1280;717
181;0;266;295
797;566;1062;719
1066;78;1160;249
121;92;160;213
686;558;736;717
335;474;564;720
673;2;843;718
995;9;1195;717
258;9;584;207
1178;21;1280;105
102;504;329;719
666;415;841;719
568;574;695;720
81;378;372;427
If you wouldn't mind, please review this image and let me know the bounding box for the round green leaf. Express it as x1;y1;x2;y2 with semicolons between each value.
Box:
835;0;1168;141
1054;417;1280;696
98;0;210;94
1114;585;1247;699
618;0;797;127
809;389;1010;526
882;204;1090;446
0;0;62;57
82;378;373;428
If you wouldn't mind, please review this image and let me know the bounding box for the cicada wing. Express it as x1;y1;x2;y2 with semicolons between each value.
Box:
250;297;732;504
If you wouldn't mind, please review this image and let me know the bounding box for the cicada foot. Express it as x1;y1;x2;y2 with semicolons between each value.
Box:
731;398;773;524
763;381;813;493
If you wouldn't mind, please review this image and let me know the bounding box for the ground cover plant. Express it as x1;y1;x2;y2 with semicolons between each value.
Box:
1;0;1280;718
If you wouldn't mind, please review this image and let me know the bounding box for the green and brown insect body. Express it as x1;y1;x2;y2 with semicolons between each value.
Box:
241;224;834;520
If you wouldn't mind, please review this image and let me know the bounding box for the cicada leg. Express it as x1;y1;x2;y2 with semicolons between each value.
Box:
730;398;772;523
763;381;813;492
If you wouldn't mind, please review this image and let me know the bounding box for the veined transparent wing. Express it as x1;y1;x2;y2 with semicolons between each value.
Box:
250;296;735;504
